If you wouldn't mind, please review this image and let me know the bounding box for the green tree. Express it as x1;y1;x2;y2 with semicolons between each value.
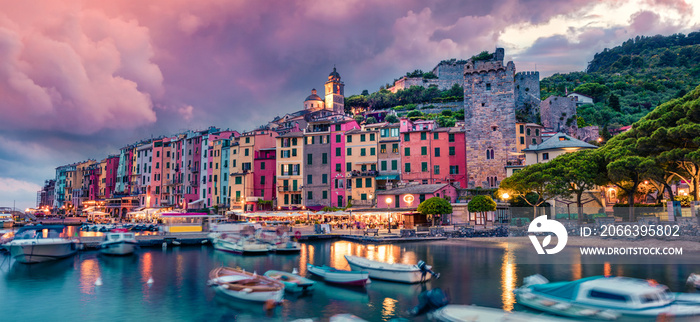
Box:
471;51;492;61
385;114;399;123
365;116;377;124
407;110;423;118
436;116;456;128
467;195;496;226
499;162;563;218
609;93;621;112
549;150;605;222
573;83;610;103
354;115;364;124
417;197;453;226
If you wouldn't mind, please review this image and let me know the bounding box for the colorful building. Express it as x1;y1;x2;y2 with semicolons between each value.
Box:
329;119;360;208
276;132;304;209
345;127;379;208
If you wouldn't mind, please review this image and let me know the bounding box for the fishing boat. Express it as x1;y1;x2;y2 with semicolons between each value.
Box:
4;225;79;264
429;305;571;322
344;255;439;283
264;270;315;293
212;234;270;255
207;267;284;303
306;264;370;287
99;230;138;255
515;274;700;320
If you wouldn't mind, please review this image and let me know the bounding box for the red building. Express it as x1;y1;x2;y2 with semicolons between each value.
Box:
104;155;119;199
253;148;276;211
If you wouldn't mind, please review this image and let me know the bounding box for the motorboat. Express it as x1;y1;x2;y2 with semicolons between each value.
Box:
264;270;315;293
307;264;370;287
212;234;270;255
100;230;138;255
429;305;571;322
257;226;301;253
207;267;284;303
344;255;439;283
4;225;79;264
271;240;301;253
515;274;700;320
0;208;13;228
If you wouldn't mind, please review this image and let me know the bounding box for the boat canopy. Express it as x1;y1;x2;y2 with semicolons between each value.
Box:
531;276;606;300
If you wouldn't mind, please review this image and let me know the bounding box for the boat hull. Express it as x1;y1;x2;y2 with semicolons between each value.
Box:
345;255;429;283
1;220;13;228
307;264;370;286
8;240;78;264
213;238;270;255
214;284;284;302
100;241;138;256
264;270;315;293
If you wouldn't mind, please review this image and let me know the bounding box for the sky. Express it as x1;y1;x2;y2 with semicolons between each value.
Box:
0;0;698;210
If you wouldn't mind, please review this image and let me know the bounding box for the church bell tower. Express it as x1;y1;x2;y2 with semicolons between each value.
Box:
325;66;345;114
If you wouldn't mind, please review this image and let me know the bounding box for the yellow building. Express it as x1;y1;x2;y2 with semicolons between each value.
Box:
276;132;304;209
515;122;543;153
344;128;379;207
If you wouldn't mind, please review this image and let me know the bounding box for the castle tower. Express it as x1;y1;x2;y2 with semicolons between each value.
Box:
325;67;345;114
514;71;541;122
463;48;517;189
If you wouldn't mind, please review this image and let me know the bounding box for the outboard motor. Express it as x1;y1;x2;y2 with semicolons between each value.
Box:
417;260;440;282
409;288;450;316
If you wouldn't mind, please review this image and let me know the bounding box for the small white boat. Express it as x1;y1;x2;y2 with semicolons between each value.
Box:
5;225;79;264
344;255;439;283
307;264;370;287
208;267;284;303
212;234;270;255
329;314;368;322
100;230;138;255
264;270;315;293
430;305;571;321
272;240;301;253
515;274;700;320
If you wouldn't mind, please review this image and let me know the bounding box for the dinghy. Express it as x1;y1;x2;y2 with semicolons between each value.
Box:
430;305;571;322
344;255;439;283
264;270;315;293
208;267;284;303
306;264;370;287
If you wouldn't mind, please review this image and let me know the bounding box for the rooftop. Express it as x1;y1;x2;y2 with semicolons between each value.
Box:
522;132;597;152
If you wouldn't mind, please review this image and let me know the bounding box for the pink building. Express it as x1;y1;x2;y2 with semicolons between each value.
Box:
104;155;119;199
330;120;360;208
253;148;276;211
376;183;457;209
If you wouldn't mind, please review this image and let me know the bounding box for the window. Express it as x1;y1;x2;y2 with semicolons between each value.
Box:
370;133;375;141
284;194;289;204
347;135;352;143
336;147;341;157
449;147;455;155
404;147;411;156
361;193;367;201
292;148;297;157
322;153;328;164
422;162;428;172
434;165;440;174
260;162;265;170
421;132;427;140
235;177;242;184
347;162;352;172
434;133;439;140
542;153;549;160
532;138;537;144
450;165;459;174
322;191;327;199
380;144;387;153
589;290;629;302
356;179;362;188
421;147;427;155
419;194;426;203
365;178;372;188
360;134;366;142
307;175;313;185
370;148;376;156
244;148;249;156
307;154;313;165
535;129;540;136
519;124;524;134
347;148;352;156
391;160;398;170
307;191;313;200
381;161;387;171
335;124;341;131
404;133;410;141
322;174;327;184
520;137;525;144
245;137;250;144
434;148;440;157
336;163;341;172
336;134;341;143
360;148;366;156
486;149;495;160
392;143;399;153
526;128;531;136
405;163;411;173
391;128;399;137
260;176;265;184
486;83;491;90
292;138;298;146
449;133;455;142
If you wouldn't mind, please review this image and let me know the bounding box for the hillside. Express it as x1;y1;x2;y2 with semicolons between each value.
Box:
541;32;700;128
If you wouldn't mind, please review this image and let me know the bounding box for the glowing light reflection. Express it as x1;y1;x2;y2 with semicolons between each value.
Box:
501;247;517;312
382;297;398;320
79;258;100;295
604;262;612;277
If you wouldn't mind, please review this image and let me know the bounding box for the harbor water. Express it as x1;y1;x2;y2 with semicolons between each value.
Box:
1;239;698;321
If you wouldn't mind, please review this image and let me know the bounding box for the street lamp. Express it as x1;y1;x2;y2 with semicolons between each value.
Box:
501;193;509;200
385;197;392;207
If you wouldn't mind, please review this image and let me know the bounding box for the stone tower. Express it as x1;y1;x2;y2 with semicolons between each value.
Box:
463;48;517;189
514;71;541;122
325;67;345;114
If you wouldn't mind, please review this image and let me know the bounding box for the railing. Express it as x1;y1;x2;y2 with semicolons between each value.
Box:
506;159;525;166
349;170;379;177
277;186;302;192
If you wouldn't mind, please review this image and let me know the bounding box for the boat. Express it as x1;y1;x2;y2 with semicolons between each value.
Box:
0;208;13;228
257;226;301;253
264;270;315;293
272;240;301;253
4;225;79;264
429;305;571;322
99;230;139;255
344;255;439;283
207;267;284;303
306;264;370;287
212;234;270;255
687;273;700;290
515;274;700;320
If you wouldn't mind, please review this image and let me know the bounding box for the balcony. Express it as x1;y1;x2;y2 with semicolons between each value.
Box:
278;185;302;192
349;170;379;177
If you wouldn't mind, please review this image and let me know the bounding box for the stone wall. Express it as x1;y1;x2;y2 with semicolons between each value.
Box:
514;71;540;122
463;48;516;189
577;126;599;142
540;96;578;136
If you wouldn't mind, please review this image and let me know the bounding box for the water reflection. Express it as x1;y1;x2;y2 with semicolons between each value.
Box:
381;297;398;321
500;246;516;312
604;261;612;277
79;258;101;295
141;252;153;295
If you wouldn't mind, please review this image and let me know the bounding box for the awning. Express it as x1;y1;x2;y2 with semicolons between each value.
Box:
188;198;205;207
306;205;325;211
376;175;400;181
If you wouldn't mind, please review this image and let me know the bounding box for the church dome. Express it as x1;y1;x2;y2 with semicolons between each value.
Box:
304;89;323;102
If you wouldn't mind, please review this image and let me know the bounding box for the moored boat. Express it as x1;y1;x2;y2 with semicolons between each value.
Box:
429;305;571;322
272;240;301;253
515;274;700;320
5;225;79;264
307;264;370;287
100;230;138;256
0;208;13;228
207;267;284;303
212;234;270;255
264;270;315;293
344;255;439;283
